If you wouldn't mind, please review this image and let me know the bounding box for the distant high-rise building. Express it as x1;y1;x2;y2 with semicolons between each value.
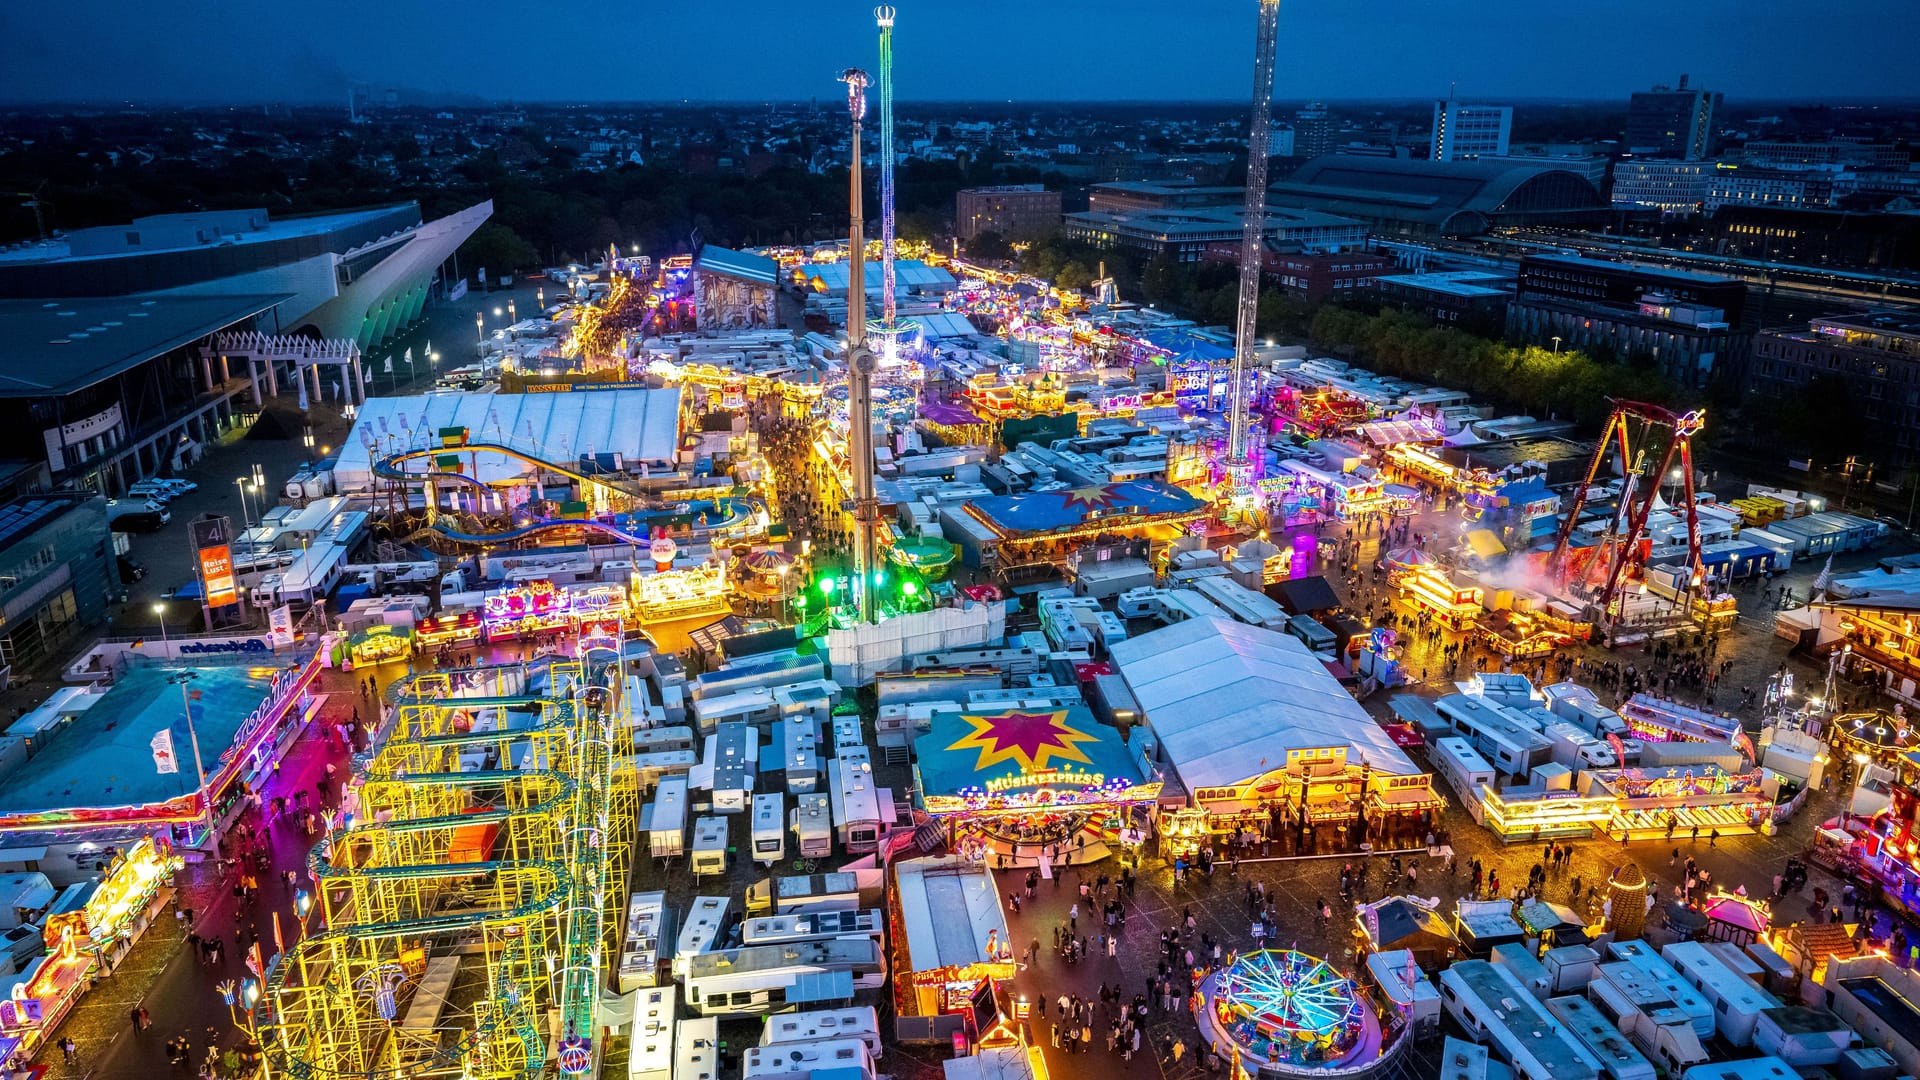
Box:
1625;75;1720;160
1430;101;1512;161
1293;103;1336;159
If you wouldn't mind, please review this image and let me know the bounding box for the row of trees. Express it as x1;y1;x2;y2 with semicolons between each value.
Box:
1306;306;1685;430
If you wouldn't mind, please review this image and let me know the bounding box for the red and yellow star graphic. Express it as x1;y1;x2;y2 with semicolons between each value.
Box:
945;709;1098;774
1057;485;1122;514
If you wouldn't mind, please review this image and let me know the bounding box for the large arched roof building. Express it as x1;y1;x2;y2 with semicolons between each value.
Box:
1268;156;1607;238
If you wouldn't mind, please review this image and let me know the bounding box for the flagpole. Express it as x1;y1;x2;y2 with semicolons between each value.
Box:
171;672;211;844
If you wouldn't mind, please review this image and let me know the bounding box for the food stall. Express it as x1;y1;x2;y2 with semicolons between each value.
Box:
344;624;414;667
414;610;483;648
41;838;180;974
1701;889;1771;946
891;856;1017;1045
1477;788;1616;842
1275;460;1391;521
0;928;95;1065
630;565;729;623
1585;765;1771;841
1392;563;1484;632
1475;607;1590;659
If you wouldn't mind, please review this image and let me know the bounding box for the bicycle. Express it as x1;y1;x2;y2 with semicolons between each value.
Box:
792;857;817;874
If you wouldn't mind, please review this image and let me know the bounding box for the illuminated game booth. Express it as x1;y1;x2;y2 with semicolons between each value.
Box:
1197;948;1386;1075
912;706;1159;867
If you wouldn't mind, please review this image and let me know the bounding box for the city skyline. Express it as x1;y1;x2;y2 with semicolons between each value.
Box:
2;0;1915;107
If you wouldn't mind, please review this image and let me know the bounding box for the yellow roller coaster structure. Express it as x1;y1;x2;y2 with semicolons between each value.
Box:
259;656;638;1080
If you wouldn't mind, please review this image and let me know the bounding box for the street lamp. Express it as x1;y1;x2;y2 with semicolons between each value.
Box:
217;979;271;1080
153;602;170;651
234;477;254;529
1550;335;1563;354
476;311;485;343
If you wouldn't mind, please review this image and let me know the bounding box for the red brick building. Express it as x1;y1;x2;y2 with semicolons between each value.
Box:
1203;242;1391;301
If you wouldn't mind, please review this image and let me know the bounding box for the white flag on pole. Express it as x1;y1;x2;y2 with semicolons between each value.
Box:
383;355;394;374
151;728;180;775
1812;554;1834;599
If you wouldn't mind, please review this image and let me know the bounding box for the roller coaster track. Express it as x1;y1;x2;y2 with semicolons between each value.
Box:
372;443;647;504
261;661;634;1080
372;442;761;552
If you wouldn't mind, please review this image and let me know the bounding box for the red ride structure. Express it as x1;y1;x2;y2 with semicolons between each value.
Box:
1548;401;1708;623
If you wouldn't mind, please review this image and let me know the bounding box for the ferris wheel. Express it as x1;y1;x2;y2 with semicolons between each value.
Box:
1218;948;1362;1042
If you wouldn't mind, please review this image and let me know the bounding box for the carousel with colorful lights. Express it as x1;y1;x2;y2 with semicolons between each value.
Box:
1197;948;1385;1074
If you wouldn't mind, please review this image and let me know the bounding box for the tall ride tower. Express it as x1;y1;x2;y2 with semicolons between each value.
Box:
875;7;898;327
840;68;881;624
1226;0;1282;482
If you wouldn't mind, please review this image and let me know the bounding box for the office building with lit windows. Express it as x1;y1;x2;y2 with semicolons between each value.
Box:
1612;160;1713;213
1430;102;1512;162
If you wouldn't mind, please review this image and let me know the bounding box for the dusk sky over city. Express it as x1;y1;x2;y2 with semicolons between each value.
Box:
3;0;1916;104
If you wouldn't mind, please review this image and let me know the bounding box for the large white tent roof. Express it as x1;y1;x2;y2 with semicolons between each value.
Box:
334;388;681;491
1108;616;1419;790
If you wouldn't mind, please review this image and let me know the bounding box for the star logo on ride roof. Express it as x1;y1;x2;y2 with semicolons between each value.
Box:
1057;485;1122;514
946;709;1098;774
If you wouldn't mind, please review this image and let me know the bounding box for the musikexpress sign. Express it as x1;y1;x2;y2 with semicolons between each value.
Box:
178;639;272;656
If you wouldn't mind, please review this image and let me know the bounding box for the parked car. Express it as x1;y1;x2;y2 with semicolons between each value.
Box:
105;498;168;521
109;509;169;533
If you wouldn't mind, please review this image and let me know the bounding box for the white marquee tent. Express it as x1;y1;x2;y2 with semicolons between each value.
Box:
1108;616;1420;791
333;387;682;491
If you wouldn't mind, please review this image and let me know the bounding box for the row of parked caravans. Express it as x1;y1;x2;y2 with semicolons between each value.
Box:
639;729;896;866
627;996;881;1080
1426;684;1641;792
1442;935;1832;1080
618;876;890;1024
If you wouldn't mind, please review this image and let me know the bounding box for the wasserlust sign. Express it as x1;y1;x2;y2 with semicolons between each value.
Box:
178;639;272;656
